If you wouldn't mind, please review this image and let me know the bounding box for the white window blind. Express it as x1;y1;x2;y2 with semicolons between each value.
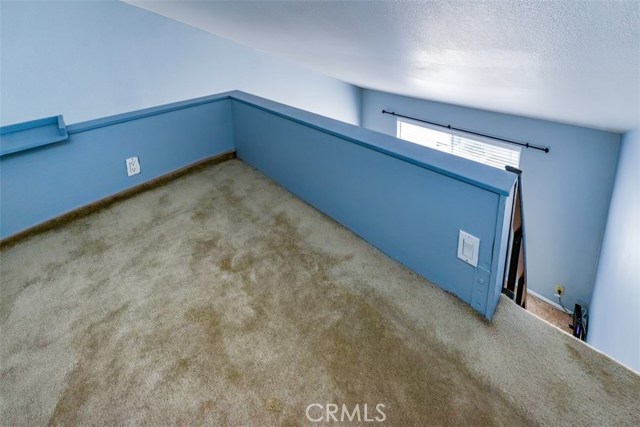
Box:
396;118;521;170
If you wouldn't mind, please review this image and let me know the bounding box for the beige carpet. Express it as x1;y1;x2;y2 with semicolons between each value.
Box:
1;159;638;426
526;293;573;334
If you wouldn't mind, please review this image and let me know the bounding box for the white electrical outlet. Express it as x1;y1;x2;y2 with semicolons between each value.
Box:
126;157;140;177
457;230;480;267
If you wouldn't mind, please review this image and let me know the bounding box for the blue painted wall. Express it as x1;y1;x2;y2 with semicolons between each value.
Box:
360;89;620;311
588;129;640;372
2;91;515;318
1;96;234;238
231;93;515;318
0;0;360;126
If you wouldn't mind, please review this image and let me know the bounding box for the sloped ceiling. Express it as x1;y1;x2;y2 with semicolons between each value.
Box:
125;0;640;132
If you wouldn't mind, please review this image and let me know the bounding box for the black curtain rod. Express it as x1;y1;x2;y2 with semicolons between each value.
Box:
382;110;550;153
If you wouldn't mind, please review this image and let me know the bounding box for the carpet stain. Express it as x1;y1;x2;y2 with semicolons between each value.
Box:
49;303;130;426
226;367;242;383
565;341;607;377
0;275;40;325
81;277;110;298
198;399;215;416
68;238;111;258
189;235;222;266
189;178;246;225
218;255;233;272
169;358;192;378
564;340;632;401
182;305;246;393
185;306;223;346
265;398;284;413
219;181;244;207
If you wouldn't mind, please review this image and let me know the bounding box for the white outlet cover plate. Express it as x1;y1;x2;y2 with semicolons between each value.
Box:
126;157;140;176
457;230;479;267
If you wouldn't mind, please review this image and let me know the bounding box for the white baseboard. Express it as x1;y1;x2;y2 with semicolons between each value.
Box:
527;289;573;315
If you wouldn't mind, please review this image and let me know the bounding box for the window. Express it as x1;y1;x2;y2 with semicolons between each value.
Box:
396;118;521;169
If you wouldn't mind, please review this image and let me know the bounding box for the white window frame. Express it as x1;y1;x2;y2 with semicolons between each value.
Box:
396;117;521;170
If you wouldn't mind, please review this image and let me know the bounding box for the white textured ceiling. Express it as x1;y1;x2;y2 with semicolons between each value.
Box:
125;0;640;132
